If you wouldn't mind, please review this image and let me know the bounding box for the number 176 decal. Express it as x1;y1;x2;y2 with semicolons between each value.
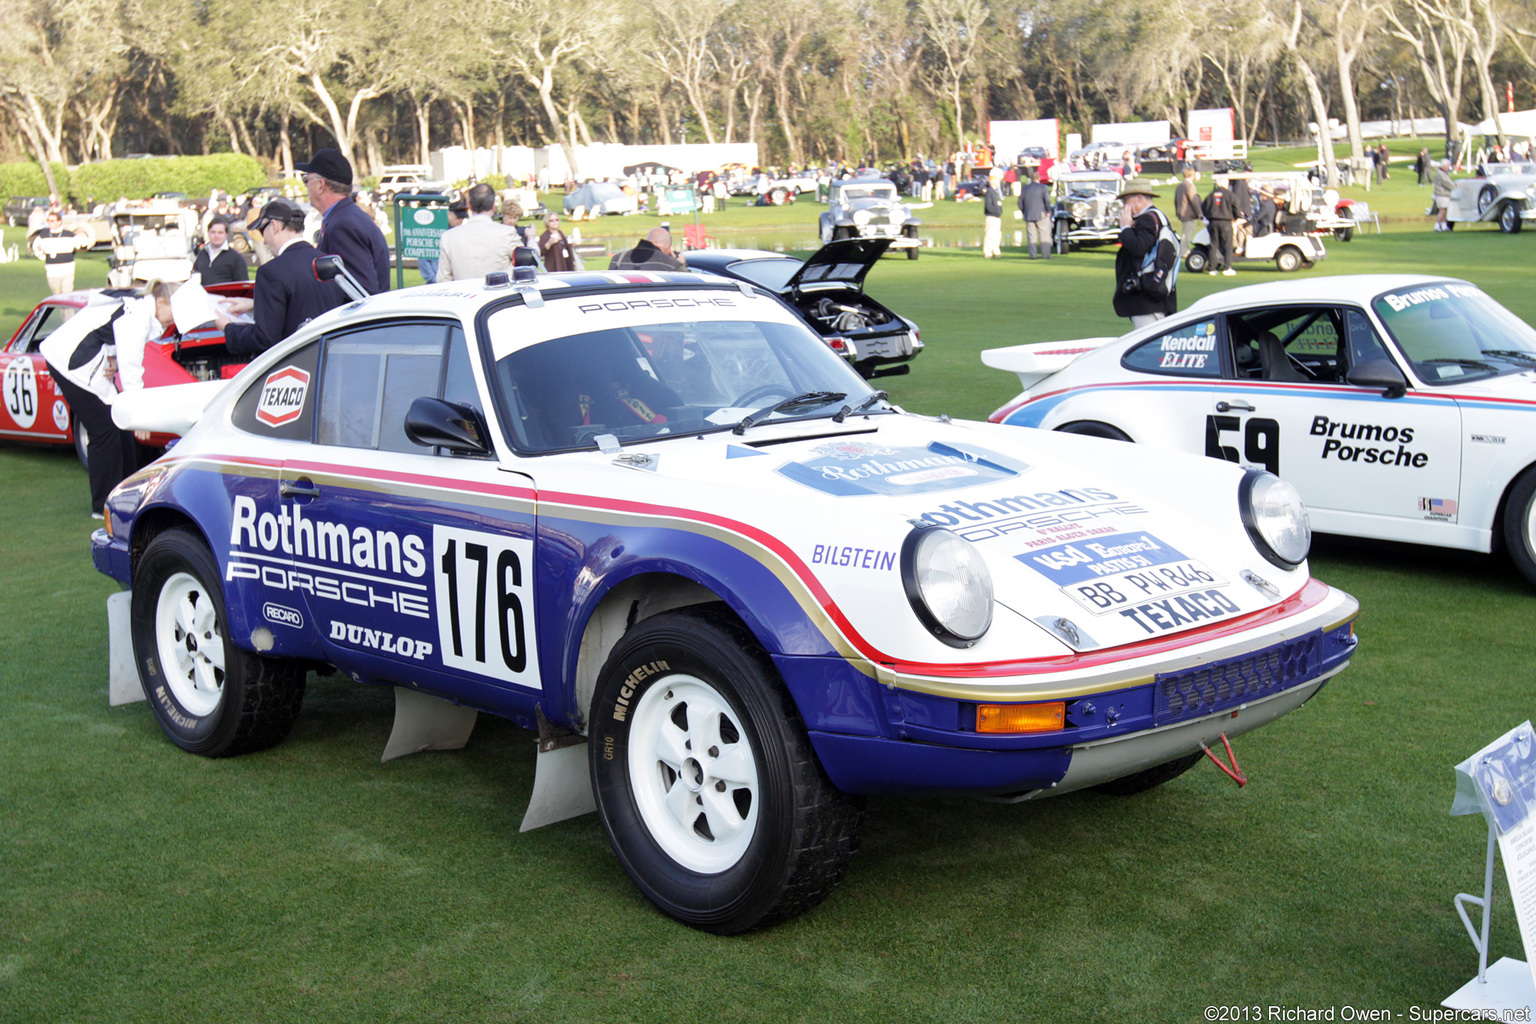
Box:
1205;415;1280;475
433;525;541;689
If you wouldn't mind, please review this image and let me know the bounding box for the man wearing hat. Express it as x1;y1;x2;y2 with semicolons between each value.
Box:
215;198;347;355
296;147;391;294
1113;178;1177;327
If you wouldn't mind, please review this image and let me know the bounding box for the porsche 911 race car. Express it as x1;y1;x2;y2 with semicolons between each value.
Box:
0;282;252;461
985;274;1536;586
94;260;1358;933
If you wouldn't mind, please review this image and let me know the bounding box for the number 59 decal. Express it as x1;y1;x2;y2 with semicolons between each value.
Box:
1205;414;1280;475
433;525;541;689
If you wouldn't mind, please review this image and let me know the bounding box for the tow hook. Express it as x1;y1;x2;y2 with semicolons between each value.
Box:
1201;732;1247;787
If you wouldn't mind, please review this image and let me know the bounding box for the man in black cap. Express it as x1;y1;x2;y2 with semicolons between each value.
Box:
215;198;346;354
296;147;390;294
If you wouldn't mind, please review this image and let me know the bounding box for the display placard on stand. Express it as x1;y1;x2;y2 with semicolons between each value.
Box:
1445;721;1536;1013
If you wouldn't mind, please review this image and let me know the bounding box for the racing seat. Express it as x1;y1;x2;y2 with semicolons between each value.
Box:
1258;331;1307;382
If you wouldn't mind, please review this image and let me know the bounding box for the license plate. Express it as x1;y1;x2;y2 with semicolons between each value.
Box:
1058;558;1229;616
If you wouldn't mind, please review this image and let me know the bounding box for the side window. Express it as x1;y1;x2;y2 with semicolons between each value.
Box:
1121;318;1222;377
231;340;321;440
442;326;480;409
10;304;69;354
317;321;450;453
1229;308;1345;382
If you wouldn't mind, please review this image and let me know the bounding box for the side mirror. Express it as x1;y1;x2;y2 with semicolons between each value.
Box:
1346;357;1409;399
405;397;492;456
312;254;368;303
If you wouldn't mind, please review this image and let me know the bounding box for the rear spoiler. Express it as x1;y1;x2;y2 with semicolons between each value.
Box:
981;337;1117;391
110;380;226;436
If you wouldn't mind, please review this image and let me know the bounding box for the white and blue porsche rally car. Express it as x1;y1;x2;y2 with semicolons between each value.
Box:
987;275;1536;587
94;261;1358;932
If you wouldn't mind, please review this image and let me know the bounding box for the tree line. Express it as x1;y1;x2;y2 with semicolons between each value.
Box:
2;0;1532;184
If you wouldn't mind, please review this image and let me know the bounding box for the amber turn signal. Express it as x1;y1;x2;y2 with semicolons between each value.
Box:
977;701;1065;734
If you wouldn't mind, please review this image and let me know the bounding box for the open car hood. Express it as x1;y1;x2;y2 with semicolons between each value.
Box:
785;238;894;292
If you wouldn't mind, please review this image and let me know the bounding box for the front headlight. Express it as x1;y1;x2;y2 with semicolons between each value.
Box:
853;209;872;226
900;525;993;647
1239;470;1310;569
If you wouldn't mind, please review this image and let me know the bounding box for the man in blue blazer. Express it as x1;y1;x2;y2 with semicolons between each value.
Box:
215;199;346;354
297;147;391;294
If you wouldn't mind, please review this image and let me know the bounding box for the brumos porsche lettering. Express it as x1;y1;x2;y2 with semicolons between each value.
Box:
329;620;433;660
1118;589;1241;634
811;545;896;570
1380;282;1479;312
1310;415;1427;467
230;495;428;576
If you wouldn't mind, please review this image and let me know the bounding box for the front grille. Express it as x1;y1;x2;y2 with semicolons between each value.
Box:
1152;634;1323;726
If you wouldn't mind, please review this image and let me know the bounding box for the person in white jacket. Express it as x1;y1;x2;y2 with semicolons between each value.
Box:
40;281;174;517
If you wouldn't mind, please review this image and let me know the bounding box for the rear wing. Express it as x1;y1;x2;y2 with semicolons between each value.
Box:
981;337;1117;391
111;380;226;437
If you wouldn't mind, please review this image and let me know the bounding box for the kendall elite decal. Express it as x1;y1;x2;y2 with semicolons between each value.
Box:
776;440;1026;497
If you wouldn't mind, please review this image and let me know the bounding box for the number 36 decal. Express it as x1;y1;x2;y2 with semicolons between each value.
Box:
1205;415;1280;475
433;525;541;689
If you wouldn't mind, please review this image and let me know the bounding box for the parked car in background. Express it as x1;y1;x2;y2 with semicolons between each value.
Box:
563;181;639;217
376;166;451;200
984;274;1536;587
819;176;921;257
0;281;253;461
6;196;49;227
687;239;923;378
1443;163;1536;234
94;262;1357;934
1051;171;1124;253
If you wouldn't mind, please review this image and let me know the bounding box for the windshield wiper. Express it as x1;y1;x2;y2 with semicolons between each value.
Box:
1481;349;1536;366
1420;357;1500;374
732;391;846;435
833;390;889;423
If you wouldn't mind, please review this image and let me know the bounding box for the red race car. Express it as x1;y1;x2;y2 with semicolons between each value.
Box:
0;281;252;461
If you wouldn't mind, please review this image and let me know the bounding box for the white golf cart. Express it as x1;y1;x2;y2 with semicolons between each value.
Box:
105;200;199;288
1184;172;1332;273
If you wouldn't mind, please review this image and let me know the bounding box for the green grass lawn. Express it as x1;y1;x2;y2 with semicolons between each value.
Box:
3;215;1535;1021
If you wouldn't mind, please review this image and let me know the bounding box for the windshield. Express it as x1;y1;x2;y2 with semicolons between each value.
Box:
838;186;895;202
1372;282;1536;385
488;312;874;452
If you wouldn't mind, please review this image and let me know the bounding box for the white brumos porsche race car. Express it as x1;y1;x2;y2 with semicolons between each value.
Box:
93;255;1358;933
985;274;1536;586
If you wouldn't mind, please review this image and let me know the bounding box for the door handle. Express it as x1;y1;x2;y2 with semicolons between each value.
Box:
1216;400;1255;413
280;477;319;498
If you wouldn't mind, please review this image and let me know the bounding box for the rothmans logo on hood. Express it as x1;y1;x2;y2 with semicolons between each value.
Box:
776;440;1028;496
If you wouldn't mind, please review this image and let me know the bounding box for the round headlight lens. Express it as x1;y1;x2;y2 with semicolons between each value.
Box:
1240;471;1310;568
853;209;872;226
900;526;994;646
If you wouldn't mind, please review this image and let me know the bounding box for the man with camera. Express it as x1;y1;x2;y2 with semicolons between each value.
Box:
1112;179;1177;328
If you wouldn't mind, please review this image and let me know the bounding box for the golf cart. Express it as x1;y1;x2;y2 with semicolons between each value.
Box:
106;200;199;288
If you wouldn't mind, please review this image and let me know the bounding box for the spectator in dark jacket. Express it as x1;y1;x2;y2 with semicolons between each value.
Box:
1174;168;1203;259
1112;179;1176;327
298;147;391;294
192;218;250;284
215;199;346;354
1202;179;1239;275
1017;169;1052;259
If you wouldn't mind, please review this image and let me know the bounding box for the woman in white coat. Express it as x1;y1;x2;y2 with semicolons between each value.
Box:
41;281;175;517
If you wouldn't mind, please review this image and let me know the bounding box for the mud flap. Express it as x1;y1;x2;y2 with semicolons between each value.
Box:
519;709;595;831
381;686;478;761
107;591;145;706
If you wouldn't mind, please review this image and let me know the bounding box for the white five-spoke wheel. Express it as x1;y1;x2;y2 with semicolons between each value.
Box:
627;675;760;873
131;528;304;757
153;571;227;718
589;605;861;933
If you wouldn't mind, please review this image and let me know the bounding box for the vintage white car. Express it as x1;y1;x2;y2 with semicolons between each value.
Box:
93;259;1357;933
985;274;1536;585
1443;163;1536;234
819;176;922;256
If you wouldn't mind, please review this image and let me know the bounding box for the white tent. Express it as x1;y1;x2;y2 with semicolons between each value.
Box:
1473;109;1536;138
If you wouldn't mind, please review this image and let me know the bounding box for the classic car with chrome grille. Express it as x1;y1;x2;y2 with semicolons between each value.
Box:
819;175;921;257
93;258;1358;933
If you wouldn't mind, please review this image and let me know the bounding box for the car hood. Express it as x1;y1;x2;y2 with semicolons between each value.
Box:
784;238;893;291
539;415;1314;666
